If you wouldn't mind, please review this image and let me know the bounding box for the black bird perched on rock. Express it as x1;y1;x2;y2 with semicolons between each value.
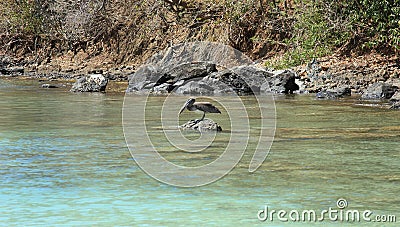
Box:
179;98;221;121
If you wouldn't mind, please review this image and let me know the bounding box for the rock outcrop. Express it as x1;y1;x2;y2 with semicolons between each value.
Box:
361;82;398;99
179;119;222;132
70;74;108;92
127;63;299;95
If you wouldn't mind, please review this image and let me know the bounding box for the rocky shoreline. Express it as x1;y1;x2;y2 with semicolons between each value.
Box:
1;53;399;108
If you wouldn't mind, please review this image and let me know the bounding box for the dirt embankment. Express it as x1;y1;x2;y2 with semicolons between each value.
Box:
0;1;398;94
1;49;399;95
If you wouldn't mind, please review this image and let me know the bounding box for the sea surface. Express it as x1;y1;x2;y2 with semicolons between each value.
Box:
0;79;399;226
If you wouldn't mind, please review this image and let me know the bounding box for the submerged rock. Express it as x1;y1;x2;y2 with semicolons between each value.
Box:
41;83;59;88
70;74;108;92
179;119;222;132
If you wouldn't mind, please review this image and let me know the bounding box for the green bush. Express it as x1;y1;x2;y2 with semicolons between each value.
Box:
346;0;400;50
265;0;399;69
1;0;398;67
1;0;44;35
266;0;352;68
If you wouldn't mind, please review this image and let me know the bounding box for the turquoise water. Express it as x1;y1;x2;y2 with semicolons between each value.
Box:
0;79;399;226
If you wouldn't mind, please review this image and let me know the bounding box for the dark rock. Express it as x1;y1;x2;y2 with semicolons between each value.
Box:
41;84;58;88
127;65;160;92
70;74;108;92
269;70;299;94
361;82;398;99
151;82;173;94
88;69;103;74
316;86;351;99
174;80;215;95
389;91;400;101
126;62;217;93
218;65;273;94
179;118;222;132
167;62;217;83
0;66;24;75
126;57;300;95
390;101;400;109
218;69;254;95
173;65;287;95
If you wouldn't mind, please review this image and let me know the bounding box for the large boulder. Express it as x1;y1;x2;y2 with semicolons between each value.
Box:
269;70;299;94
174;66;299;95
167;62;217;83
174;80;215;95
215;65;273;95
70;74;108;92
126;62;217;93
126;60;300;95
361;82;398;99
174;73;236;95
126;65;160;92
179;119;222;132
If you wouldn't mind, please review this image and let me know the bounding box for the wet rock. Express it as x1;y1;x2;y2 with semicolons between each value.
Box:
179;118;222;132
361;82;398;99
316;86;351;99
70;74;108;92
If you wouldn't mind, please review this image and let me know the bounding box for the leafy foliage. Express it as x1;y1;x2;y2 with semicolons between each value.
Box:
1;0;398;67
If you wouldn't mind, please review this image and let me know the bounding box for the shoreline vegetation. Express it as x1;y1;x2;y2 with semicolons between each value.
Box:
0;0;399;101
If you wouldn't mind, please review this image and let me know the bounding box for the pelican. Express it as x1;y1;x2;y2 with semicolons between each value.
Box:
179;98;221;121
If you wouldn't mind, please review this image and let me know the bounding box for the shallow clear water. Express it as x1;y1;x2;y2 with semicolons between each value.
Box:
0;79;399;226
